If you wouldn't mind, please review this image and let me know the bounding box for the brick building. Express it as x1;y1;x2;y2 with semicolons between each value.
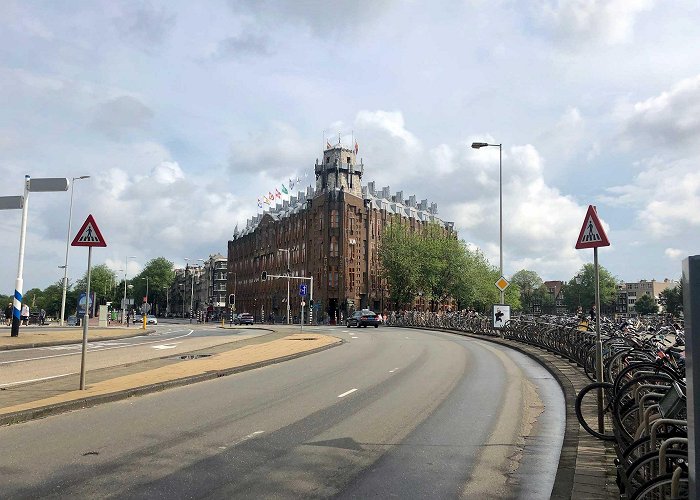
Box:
227;143;454;324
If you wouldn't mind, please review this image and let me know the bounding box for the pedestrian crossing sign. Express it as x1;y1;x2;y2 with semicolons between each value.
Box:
71;214;107;247
575;205;610;249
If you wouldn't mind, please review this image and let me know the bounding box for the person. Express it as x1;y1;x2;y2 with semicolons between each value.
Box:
4;303;12;326
126;312;131;327
39;308;46;326
589;305;596;322
576;305;583;318
21;303;30;326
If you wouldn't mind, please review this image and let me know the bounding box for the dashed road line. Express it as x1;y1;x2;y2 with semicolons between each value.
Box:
338;388;358;398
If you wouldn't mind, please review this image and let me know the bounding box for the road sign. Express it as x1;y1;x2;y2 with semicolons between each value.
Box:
71;214;107;247
28;177;69;192
575;205;610;249
495;276;509;292
299;283;307;296
0;196;23;210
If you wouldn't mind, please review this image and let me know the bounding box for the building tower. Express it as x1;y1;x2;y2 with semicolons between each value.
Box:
315;144;363;197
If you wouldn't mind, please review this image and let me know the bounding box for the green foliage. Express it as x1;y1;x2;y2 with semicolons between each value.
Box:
379;222;520;312
659;282;683;316
511;269;544;312
634;294;658;315
562;263;619;312
74;264;117;302
130;257;175;313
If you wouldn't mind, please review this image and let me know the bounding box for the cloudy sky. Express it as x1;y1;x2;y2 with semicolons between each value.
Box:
1;0;699;293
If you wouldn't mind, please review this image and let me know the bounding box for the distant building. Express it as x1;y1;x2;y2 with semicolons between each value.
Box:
543;280;567;314
616;278;678;316
227;143;455;324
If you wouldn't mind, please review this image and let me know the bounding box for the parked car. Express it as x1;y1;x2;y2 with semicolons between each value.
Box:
347;310;380;328
235;313;254;325
67;315;78;326
146;315;158;325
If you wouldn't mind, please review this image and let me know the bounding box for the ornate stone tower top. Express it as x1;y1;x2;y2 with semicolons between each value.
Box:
314;144;364;198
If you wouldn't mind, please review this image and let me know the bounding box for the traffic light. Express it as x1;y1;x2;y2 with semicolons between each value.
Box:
228;293;235;305
309;299;314;306
261;271;267;281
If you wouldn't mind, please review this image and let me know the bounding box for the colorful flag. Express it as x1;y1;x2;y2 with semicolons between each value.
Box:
281;184;288;195
263;196;270;205
275;189;282;199
354;140;359;155
269;191;275;200
289;178;295;190
326;140;332;149
257;198;263;208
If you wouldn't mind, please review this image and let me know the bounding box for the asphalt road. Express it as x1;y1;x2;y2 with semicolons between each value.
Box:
0;324;269;388
0;326;564;499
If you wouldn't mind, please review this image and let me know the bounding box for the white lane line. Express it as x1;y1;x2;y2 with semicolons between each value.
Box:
0;372;76;388
350;336;358;339
0;330;195;365
338;388;358;398
221;430;265;449
389;367;399;373
152;344;179;350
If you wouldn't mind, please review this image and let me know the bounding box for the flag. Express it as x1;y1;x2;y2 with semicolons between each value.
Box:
275;189;282;199
269;191;274;200
289;178;295;190
326;141;332;149
257;198;263;208
281;184;288;195
263;196;270;205
354;140;359;155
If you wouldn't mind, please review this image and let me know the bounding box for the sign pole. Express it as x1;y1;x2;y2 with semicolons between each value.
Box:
79;246;92;390
594;246;604;432
11;176;30;337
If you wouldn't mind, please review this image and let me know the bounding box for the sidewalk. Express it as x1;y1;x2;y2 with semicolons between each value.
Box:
0;324;342;425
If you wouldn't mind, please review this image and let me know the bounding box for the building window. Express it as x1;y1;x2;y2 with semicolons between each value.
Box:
330;210;339;228
330;236;339;257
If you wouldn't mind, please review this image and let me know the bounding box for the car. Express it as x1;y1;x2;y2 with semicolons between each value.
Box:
235;313;254;325
347;310;380;328
67;315;78;326
146;315;158;325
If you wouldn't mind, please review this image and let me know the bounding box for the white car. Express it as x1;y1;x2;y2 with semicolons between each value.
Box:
146;315;158;325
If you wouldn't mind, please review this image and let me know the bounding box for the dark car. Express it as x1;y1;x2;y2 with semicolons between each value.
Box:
235;313;254;325
347;310;380;328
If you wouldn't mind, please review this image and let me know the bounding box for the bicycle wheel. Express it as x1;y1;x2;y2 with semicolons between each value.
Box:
630;471;688;500
626;449;687;491
575;381;616;441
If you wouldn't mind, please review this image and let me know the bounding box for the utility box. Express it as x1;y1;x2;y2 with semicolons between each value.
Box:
99;305;108;327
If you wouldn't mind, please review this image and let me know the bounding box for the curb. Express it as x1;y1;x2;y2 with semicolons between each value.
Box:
0;338;343;426
0;330;156;351
394;326;579;500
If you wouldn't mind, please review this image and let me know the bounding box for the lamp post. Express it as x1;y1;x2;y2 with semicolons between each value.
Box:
122;256;136;324
575;274;582;308
471;142;504;304
59;175;90;326
197;258;205;321
163;286;169;317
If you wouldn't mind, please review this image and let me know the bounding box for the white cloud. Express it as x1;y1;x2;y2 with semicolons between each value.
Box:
620;74;700;149
665;248;684;260
535;0;654;45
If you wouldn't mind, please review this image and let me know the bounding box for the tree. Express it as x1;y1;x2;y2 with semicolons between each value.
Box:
562;263;618;313
634;294;658;315
511;269;544;312
380;222;420;309
74;264;117;305
659;282;683;317
130;257;175;314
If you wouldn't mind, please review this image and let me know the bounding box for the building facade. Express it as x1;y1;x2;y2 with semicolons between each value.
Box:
616;278;678;316
227;144;455;323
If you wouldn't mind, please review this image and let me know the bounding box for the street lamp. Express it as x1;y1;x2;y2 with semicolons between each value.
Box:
575;274;582;308
163;286;169;317
59;175;90;326
141;276;149;311
471;141;504;304
122;256;136;324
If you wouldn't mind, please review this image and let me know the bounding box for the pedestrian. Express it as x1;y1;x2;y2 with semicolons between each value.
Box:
126;313;131;327
4;303;12;326
589;305;596;322
39;308;46;326
21;303;30;326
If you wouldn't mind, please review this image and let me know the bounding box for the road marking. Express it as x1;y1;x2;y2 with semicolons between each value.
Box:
338;388;358;398
389;367;399;373
152;344;178;350
350;336;358;339
0;372;75;388
0;330;195;365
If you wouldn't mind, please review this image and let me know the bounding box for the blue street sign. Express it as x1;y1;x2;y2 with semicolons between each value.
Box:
299;284;307;296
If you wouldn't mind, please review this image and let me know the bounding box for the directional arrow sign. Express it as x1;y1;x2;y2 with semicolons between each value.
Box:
71;214;107;247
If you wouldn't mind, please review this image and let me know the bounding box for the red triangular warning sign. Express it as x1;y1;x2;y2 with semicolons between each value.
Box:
71;214;107;247
575;205;610;249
